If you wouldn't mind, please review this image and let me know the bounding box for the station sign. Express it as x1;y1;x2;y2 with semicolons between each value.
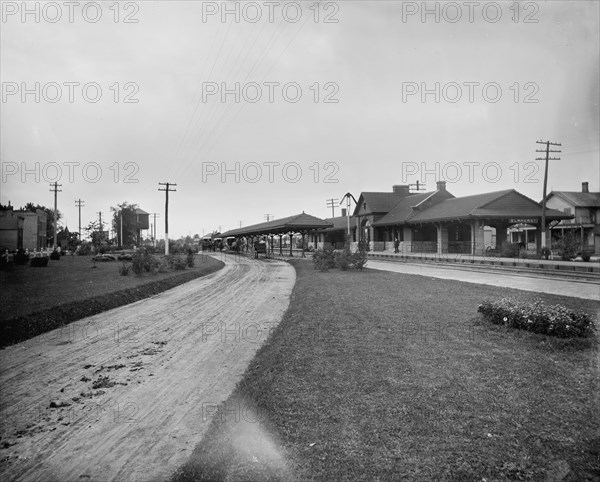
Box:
509;218;538;224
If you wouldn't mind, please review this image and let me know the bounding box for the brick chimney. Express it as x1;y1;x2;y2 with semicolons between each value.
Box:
341;208;347;217
582;182;589;193
436;181;447;191
392;185;410;196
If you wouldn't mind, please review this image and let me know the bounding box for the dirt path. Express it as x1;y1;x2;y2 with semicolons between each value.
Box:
0;255;296;482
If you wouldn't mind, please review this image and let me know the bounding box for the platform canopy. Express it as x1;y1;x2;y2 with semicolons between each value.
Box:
221;212;333;238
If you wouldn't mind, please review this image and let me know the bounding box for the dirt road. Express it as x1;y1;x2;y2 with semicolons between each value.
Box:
0;255;296;482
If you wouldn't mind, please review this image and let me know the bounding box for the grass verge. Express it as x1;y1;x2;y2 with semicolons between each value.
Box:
172;260;599;482
0;254;224;347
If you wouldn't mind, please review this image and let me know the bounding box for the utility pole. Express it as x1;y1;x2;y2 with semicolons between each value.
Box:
151;213;159;247
75;198;84;239
536;140;561;248
409;181;426;192
98;211;104;242
264;214;273;222
49;182;62;248
158;182;177;255
326;198;338;218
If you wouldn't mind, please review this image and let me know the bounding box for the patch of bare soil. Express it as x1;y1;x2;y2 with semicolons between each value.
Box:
0;255;295;482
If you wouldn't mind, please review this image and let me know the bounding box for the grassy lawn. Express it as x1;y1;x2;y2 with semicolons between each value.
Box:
173;260;599;481
0;253;224;346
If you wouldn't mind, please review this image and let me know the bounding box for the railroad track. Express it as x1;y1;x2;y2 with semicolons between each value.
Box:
368;254;600;283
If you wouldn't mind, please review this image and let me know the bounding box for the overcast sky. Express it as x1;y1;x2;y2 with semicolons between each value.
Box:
1;0;598;238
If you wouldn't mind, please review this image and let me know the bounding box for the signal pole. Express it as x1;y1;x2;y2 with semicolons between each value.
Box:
536;140;561;249
340;192;357;236
49;182;62;248
158;182;177;255
75;198;84;239
326;198;338;218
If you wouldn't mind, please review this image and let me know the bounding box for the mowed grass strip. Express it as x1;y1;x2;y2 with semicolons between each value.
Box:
0;254;224;346
173;260;599;482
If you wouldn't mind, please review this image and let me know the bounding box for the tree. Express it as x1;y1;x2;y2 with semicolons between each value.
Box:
84;220;104;252
21;203;62;244
57;227;80;251
111;202;139;248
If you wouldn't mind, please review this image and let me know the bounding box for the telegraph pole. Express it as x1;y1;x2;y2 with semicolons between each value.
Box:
409;181;426;192
536;140;561;248
49;182;62;248
98;211;104;242
264;214;273;222
75;198;84;239
151;213;160;247
158;182;177;255
326;198;338;218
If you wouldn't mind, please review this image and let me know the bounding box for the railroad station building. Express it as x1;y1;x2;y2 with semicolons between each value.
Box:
220;182;587;257
344;181;572;255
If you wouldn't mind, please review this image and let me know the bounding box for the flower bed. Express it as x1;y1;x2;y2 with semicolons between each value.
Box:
478;297;596;338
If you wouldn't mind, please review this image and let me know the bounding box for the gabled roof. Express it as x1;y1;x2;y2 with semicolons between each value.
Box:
135;208;149;215
373;191;441;226
221;212;332;237
353;192;403;215
545;191;600;208
408;189;572;223
319;215;353;232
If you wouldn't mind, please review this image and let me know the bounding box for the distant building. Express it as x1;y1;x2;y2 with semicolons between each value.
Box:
544;181;600;254
0;205;47;251
134;208;150;245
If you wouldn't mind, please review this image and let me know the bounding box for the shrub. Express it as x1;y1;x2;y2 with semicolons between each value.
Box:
186;249;195;268
14;249;29;265
118;262;131;276
157;258;170;273
580;251;592;262
335;247;352;271
165;254;188;270
500;241;520;258
540;247;551;260
93;254;116;262
351;240;369;271
556;233;579;261
50;250;61;260
77;242;92;256
30;256;49;267
312;245;336;272
131;248;157;276
478;297;596;338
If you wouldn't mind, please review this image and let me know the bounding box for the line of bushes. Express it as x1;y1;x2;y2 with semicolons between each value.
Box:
123;248;196;276
478;297;596;338
312;241;368;272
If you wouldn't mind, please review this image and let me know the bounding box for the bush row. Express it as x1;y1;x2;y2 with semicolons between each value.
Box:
312;242;368;272
125;249;195;276
477;297;596;338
